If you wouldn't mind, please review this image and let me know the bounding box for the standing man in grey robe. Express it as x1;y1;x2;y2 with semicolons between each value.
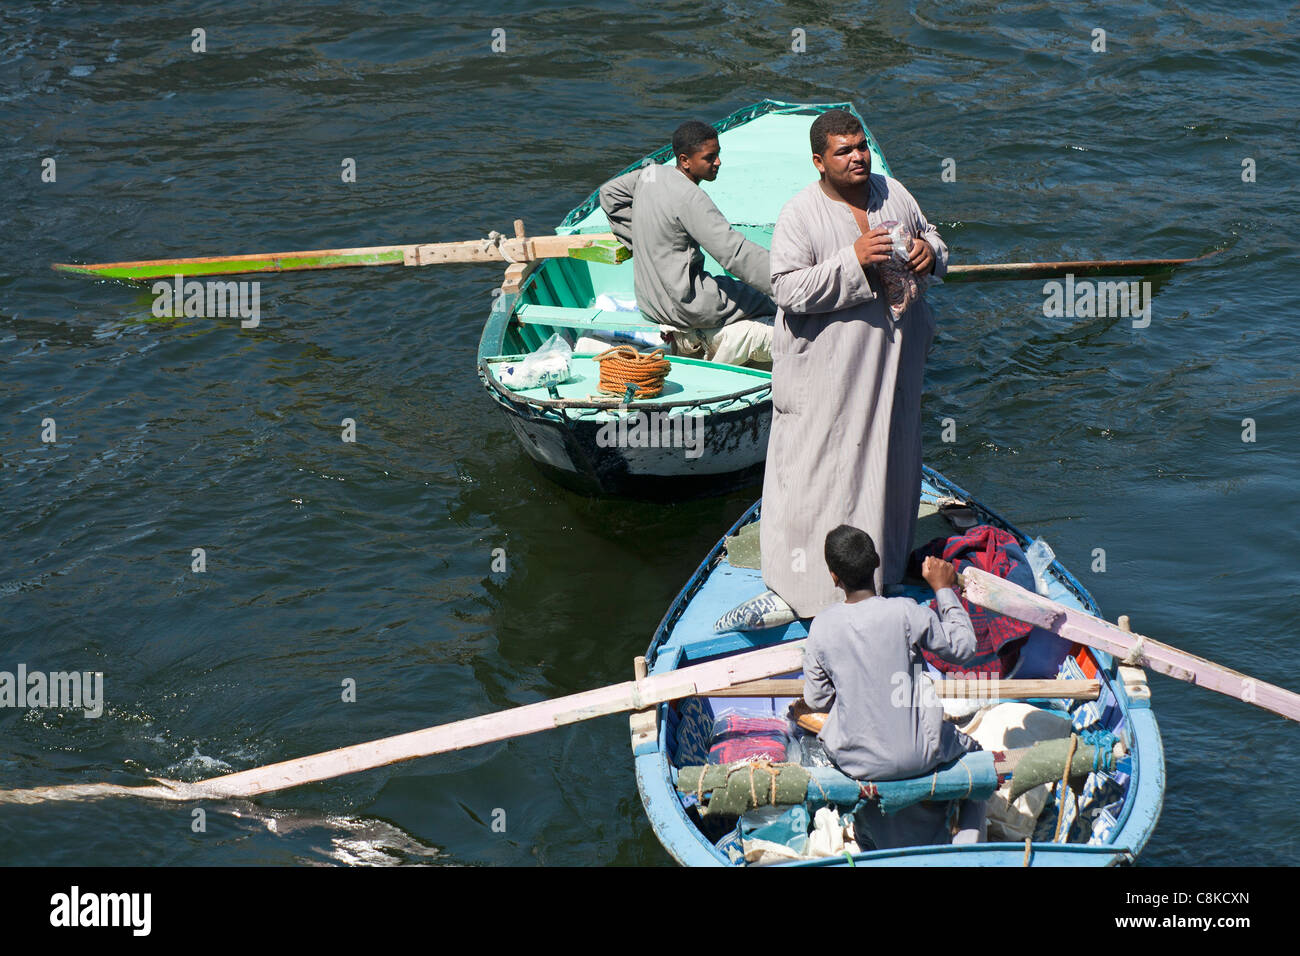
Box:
598;121;776;366
761;109;948;615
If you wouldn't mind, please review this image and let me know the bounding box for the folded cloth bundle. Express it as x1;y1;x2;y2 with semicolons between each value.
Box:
713;589;797;632
707;714;791;765
879;257;919;320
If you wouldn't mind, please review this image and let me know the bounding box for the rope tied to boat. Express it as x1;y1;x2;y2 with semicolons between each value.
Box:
1122;634;1146;666
722;758;782;808
479;230;517;263
594;346;671;399
1078;727;1119;774
1052;732;1080;843
681;760;804;816
922;758;974;801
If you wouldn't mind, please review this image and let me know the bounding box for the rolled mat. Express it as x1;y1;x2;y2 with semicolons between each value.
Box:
676;751;997;818
1007;737;1101;801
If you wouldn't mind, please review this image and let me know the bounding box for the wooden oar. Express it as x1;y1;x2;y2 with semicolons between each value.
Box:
960;567;1300;723
54;216;1211;285
943;252;1216;283
0;639;807;805
713;678;1100;700
51;222;628;282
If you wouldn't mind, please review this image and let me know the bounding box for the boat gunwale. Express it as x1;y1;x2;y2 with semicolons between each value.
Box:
477;356;771;415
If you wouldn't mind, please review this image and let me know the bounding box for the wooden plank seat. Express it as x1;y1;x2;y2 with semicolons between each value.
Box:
514;302;661;332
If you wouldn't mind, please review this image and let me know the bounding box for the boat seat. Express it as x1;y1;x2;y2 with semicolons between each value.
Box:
515;303;660;332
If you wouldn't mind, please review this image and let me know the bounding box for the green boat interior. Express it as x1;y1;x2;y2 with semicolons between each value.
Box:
491;223;773;353
482;223;777;413
482;104;892;407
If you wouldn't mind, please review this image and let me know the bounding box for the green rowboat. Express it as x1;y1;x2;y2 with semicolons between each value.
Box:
476;99;893;498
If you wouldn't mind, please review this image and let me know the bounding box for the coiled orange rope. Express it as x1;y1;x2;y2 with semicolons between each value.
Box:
594;346;671;399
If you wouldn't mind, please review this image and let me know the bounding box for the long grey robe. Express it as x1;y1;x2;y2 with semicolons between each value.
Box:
598;165;773;330
761;175;947;615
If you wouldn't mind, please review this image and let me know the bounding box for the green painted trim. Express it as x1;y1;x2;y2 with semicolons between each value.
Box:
568;239;631;264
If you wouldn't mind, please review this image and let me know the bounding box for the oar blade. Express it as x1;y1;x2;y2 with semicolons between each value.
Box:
52;247;409;282
0;639;806;804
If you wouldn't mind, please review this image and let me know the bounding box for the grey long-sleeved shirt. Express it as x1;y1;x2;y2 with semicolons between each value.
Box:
803;589;977;781
598;164;773;330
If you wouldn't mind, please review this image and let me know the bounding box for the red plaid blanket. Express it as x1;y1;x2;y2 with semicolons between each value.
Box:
911;525;1036;677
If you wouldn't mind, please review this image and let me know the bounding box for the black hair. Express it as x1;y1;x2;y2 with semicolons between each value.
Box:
672;121;719;160
824;524;880;591
810;109;864;155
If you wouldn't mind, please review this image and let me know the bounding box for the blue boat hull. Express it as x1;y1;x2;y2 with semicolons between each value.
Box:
636;466;1165;866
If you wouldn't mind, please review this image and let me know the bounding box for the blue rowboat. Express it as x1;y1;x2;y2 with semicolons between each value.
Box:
476;99;893;498
635;465;1165;865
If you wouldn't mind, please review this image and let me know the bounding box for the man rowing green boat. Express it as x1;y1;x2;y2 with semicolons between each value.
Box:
598;121;776;367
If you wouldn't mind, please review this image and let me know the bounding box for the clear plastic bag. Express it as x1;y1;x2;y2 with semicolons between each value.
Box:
497;333;572;390
798;734;836;768
880;219;911;260
740;805;810;854
1024;537;1055;596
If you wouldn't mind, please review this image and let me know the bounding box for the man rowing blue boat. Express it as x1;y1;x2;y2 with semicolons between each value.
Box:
804;525;987;848
598;121;776;367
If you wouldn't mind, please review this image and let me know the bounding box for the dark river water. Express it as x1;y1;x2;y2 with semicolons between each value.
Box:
2;1;1297;866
